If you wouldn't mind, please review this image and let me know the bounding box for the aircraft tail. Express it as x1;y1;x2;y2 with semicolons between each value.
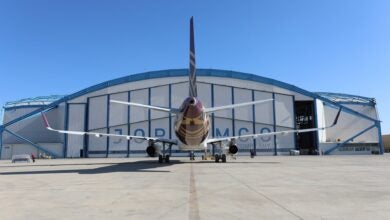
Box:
189;16;197;97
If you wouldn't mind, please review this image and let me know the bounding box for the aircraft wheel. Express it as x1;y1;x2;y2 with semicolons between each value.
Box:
165;155;170;163
215;154;220;163
158;155;163;163
221;154;227;163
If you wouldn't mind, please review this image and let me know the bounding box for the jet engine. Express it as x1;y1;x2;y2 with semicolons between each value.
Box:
146;141;160;157
228;143;239;155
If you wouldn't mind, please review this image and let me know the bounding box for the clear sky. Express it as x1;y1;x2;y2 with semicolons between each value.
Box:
1;0;389;134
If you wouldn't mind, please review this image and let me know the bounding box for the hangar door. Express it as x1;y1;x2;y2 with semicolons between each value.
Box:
295;101;317;154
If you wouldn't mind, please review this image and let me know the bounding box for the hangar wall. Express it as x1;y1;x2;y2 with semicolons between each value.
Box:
0;69;383;159
67;78;296;158
316;99;381;155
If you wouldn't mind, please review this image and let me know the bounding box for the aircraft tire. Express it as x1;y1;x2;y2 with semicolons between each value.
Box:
221;154;226;163
158;155;163;163
165;155;170;163
215;154;220;163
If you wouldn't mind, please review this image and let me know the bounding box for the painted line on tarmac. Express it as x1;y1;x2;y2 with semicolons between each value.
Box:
189;163;200;220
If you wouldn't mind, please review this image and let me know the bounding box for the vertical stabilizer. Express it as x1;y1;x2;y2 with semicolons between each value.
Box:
189;17;197;97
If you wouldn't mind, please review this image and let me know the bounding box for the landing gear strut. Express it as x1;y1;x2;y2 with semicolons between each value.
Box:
158;143;172;163
189;151;195;161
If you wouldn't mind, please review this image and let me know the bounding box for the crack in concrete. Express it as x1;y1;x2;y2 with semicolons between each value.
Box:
219;166;304;220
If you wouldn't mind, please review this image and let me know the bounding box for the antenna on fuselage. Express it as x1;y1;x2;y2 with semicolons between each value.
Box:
189;16;197;98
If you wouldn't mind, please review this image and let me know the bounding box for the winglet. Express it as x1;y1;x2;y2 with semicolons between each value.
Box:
331;107;342;127
41;112;50;128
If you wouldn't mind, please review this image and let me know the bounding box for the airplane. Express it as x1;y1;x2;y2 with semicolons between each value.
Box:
41;17;341;163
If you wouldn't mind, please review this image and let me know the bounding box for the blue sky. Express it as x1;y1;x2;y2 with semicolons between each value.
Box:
1;0;389;134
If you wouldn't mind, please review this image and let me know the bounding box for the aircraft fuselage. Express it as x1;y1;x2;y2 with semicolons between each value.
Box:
174;97;210;150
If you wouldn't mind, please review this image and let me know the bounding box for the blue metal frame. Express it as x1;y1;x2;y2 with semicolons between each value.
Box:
169;84;172;139
0;126;3;158
315;92;375;106
148;88;151;137
313;99;319;151
4;128;61;158
211;84;215;155
84;99;89;158
324;124;376;155
127;91;131;158
272;93;277;155
106;94;110;158
292;96;297;150
231;87;235;136
4;105;47;111
63;103;69;158
251;90;256;155
377;121;384;154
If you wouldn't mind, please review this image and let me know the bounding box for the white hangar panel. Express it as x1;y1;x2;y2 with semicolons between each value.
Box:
197;76;313;101
108;125;128;157
254;91;274;125
3;107;41;124
214;117;233;137
67;104;86;158
234;120;254;155
255;123;275;155
151;85;169;120
130;89;148;123
68;76;188;103
323;104;378;143
109;92;128;127
234;88;252;121
275;94;294;128
341;104;378;120
197;83;211;108
214;85;232;118
275;127;295;155
88;128;107;158
4;104;65;144
171;82;188;108
88;96;107;130
129;121;148;156
316;99;327;143
151;118;170;139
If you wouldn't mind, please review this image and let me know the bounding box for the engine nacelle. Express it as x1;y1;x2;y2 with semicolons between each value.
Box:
146;142;160;157
228;144;238;155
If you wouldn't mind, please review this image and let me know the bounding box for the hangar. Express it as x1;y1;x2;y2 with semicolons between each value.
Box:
0;69;384;159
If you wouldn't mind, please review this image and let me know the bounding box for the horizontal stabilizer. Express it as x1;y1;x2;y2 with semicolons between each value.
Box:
110;100;179;114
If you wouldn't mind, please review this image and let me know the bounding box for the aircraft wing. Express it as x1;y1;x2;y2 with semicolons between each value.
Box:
110;100;180;114
204;99;273;113
41;113;178;145
207;107;342;143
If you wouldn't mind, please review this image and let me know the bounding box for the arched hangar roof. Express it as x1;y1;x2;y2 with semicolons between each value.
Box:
1;68;378;128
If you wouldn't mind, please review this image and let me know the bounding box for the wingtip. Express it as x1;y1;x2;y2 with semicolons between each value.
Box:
332;107;342;126
41;112;50;128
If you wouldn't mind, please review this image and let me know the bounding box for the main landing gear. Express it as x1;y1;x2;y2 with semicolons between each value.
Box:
214;154;227;163
189;151;195;161
158;143;172;163
158;154;170;163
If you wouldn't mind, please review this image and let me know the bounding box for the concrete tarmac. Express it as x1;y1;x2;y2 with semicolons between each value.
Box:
1;155;390;220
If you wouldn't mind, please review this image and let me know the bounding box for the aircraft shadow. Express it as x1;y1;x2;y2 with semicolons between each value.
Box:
0;160;183;175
